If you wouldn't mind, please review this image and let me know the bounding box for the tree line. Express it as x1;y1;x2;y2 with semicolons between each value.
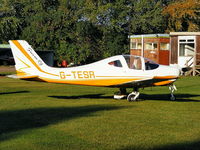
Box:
0;0;199;64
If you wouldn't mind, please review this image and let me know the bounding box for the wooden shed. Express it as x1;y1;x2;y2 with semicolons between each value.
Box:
170;32;200;76
0;45;54;66
129;34;170;65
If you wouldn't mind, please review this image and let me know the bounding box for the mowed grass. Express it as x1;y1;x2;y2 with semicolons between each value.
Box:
0;76;200;150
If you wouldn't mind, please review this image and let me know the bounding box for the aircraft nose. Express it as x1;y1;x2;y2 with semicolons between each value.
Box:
171;67;181;77
159;65;180;77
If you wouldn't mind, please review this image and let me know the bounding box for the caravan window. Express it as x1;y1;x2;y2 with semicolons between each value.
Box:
130;42;142;49
144;43;158;50
179;43;194;56
179;37;195;57
160;43;170;50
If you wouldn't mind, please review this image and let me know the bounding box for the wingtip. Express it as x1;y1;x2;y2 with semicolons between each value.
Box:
6;74;19;79
6;74;38;79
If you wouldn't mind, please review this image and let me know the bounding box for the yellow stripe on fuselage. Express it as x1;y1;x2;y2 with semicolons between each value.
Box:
17;57;31;69
16;70;29;76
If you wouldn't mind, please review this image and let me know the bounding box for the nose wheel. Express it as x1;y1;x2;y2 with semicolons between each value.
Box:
169;84;177;100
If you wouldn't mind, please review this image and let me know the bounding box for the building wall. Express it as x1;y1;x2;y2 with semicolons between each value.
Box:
130;49;141;56
170;36;178;64
143;38;159;63
131;33;200;67
0;48;54;66
130;35;170;65
130;38;142;56
196;35;200;65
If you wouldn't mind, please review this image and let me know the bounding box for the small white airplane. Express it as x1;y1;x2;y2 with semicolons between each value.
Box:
8;40;180;101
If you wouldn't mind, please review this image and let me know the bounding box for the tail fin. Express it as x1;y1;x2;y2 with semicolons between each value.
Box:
9;40;47;78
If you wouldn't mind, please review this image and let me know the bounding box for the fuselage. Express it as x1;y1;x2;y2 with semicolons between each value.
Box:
9;40;180;88
21;55;180;88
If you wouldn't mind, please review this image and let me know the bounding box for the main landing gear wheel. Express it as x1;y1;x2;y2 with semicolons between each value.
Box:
127;88;140;102
127;91;140;101
169;84;177;101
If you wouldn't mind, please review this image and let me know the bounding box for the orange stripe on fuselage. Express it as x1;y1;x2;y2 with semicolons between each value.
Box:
153;80;175;86
12;40;58;77
38;77;145;86
153;76;178;79
152;76;178;86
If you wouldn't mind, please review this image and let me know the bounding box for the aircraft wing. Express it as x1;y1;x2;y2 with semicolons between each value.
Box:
111;78;153;88
112;76;178;88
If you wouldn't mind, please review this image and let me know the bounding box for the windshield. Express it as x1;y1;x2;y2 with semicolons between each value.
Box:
123;55;159;70
144;58;159;70
123;55;142;70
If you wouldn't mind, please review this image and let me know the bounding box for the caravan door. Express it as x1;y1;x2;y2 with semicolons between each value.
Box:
178;36;195;68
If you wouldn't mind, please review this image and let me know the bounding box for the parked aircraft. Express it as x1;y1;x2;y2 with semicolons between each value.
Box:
8;40;180;101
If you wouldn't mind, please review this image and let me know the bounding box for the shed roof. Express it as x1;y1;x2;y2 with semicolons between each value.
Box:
0;44;10;48
129;34;169;39
170;32;200;36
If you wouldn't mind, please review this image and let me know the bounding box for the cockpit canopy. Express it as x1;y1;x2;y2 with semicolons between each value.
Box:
123;55;159;70
107;55;159;70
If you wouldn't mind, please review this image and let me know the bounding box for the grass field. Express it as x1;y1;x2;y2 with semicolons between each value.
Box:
0;74;200;150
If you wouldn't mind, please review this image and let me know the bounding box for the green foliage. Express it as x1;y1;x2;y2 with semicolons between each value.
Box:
101;30;129;58
1;0;197;64
0;0;23;43
130;0;166;34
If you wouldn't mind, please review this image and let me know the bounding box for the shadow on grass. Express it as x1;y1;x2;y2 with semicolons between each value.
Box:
49;93;200;102
120;140;200;150
140;94;200;102
0;105;123;141
49;94;113;99
0;91;29;95
155;141;200;150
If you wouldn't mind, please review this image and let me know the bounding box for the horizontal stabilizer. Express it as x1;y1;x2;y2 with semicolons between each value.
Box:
7;74;38;79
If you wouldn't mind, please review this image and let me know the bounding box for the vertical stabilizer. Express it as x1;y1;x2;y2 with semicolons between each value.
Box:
9;40;47;77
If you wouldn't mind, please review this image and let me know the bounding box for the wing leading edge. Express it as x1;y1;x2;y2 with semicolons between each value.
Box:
111;76;178;88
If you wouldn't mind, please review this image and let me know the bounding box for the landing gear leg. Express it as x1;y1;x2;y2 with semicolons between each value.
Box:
114;88;127;100
127;87;140;102
169;84;177;100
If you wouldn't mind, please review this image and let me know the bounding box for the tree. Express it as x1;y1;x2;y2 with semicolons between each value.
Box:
79;0;133;59
163;0;200;32
56;21;102;64
20;0;103;64
0;0;171;64
129;0;167;34
0;0;24;43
